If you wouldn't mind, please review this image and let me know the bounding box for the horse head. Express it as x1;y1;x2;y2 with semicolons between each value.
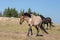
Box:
20;13;25;24
20;13;31;24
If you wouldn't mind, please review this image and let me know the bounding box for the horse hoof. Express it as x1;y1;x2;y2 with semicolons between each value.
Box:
31;33;33;35
27;34;29;37
36;34;43;37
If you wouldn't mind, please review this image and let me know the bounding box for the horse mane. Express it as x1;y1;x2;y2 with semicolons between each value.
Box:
31;14;35;17
39;15;45;20
24;13;31;18
46;17;51;19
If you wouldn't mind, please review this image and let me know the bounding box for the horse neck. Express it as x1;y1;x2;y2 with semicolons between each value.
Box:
24;17;31;23
31;14;36;18
40;15;45;20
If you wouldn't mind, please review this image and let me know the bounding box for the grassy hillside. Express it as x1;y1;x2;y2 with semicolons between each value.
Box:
0;17;60;40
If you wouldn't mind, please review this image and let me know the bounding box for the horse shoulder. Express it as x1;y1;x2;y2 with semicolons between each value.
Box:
28;18;34;26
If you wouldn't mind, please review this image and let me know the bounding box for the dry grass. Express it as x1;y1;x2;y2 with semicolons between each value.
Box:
0;17;60;40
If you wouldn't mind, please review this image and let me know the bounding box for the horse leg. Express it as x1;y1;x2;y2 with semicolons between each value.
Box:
46;23;48;30
27;27;30;36
40;23;48;34
50;22;52;30
35;26;39;36
30;27;33;35
27;24;33;36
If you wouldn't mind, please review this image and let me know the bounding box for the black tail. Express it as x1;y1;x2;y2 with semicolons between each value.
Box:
40;24;48;34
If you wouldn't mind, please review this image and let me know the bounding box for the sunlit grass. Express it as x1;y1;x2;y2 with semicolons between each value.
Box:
0;17;60;40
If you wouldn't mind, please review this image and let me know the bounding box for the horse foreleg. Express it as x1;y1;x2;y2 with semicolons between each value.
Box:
35;26;39;36
27;24;33;36
30;27;33;35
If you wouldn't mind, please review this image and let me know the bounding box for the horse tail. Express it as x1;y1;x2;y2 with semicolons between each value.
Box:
40;23;48;34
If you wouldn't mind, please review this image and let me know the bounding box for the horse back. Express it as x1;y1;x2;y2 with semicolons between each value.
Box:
32;16;42;25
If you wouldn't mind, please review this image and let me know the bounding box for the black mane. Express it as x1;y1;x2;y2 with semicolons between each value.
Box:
24;13;31;18
39;15;45;20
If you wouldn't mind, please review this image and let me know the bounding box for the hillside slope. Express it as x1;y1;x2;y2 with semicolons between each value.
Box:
0;17;60;40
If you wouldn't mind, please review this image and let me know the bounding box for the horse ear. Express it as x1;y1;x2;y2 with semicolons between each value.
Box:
20;13;24;18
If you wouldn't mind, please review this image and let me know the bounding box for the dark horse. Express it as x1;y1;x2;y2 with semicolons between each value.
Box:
20;13;48;36
39;15;52;29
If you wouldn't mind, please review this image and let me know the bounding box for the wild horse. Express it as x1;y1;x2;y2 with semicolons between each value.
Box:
20;13;48;36
40;15;52;30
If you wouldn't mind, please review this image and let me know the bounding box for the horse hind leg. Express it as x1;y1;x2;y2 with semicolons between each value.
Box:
46;23;48;30
35;26;40;36
40;24;48;34
50;22;52;30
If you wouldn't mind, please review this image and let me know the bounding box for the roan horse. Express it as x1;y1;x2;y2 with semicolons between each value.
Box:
40;15;52;29
20;13;48;36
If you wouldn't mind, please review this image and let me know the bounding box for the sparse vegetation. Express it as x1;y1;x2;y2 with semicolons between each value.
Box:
0;17;60;40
